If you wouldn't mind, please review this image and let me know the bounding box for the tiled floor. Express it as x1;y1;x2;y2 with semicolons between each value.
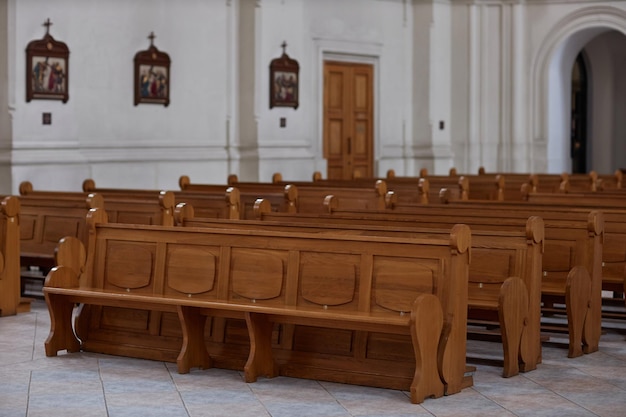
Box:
1;300;625;417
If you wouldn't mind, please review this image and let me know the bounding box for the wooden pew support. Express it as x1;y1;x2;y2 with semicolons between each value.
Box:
0;196;22;316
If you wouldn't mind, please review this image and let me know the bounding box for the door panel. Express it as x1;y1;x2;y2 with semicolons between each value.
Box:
324;62;373;180
328;119;344;156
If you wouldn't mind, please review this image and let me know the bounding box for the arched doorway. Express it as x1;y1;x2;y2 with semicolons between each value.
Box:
532;7;626;174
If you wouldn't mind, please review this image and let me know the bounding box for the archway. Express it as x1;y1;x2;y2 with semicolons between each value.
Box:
531;6;626;174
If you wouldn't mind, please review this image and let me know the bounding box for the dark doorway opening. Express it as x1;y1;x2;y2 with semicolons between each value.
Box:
570;53;588;174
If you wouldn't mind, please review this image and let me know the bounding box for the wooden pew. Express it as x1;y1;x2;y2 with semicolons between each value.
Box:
291;169;508;203
21;181;176;226
229;174;393;212
0;196;22;316
17;183;176;298
559;171;623;192
437;198;626;313
475;168;623;194
174;202;544;377
513;192;626;310
18;193;102;277
43;207;472;403
597;170;623;189
477;168;570;195
387;168;529;201
82;179;241;220
278;199;603;358
270;171;459;206
523;189;626;207
178;176;296;218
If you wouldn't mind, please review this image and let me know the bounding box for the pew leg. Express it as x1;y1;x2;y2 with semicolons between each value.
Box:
244;312;278;383
43;293;81;357
582;267;602;355
73;303;92;343
176;306;212;374
565;266;592;358
409;294;445;404
499;277;532;377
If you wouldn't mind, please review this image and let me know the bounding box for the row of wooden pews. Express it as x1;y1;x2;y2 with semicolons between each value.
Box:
33;169;624;403
73;176;544;376
311;167;623;204
14;177;472;403
166;175;552;375
380;169;626;326
320;198;604;352
231;172;618;357
445;192;626;319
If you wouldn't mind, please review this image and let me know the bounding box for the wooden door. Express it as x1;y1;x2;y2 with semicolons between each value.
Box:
323;62;374;180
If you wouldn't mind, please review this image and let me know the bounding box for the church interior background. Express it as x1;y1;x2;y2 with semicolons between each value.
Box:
1;0;626;193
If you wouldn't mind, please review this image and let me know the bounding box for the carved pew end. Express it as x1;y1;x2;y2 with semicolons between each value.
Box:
565;265;592;358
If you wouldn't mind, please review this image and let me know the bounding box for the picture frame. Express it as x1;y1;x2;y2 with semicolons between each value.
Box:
25;19;69;103
269;42;299;109
134;32;170;107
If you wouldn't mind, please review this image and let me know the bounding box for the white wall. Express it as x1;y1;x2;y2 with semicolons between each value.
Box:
3;0;626;193
253;0;412;180
9;0;231;191
0;0;14;193
4;0;416;190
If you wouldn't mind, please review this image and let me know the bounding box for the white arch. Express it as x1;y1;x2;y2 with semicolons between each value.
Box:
530;6;626;173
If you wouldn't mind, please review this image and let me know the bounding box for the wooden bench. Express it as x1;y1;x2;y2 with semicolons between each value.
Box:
43;207;471;403
174;201;544;377
18;193;102;275
179;176;296;218
559;171;623;192
229;174;394;213
476;168;624;194
21;181;176;226
283;199;603;358
82;179;241;220
596;170;623;189
17;183;176;297
0;196;22;316
387;169;520;202
513;192;626;311
523;189;626;207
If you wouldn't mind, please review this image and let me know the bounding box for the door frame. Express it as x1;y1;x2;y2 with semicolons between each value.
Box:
314;42;380;177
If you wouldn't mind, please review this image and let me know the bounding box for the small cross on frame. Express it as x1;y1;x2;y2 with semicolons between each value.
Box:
281;41;287;55
148;32;156;47
43;18;52;35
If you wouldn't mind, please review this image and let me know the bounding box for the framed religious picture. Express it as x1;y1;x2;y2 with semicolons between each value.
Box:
269;42;299;109
25;19;70;103
134;32;170;107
